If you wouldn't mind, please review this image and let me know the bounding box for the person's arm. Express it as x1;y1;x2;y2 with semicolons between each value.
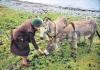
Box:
29;32;43;54
29;32;39;50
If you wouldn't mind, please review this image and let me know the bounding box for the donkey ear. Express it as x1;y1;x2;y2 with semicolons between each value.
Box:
43;17;52;21
43;17;48;22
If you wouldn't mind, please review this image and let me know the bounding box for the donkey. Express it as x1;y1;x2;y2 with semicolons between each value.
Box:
40;16;100;58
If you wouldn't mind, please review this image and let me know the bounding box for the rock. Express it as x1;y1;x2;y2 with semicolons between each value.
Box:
70;52;77;58
0;0;99;17
7;34;11;41
88;63;91;67
0;41;3;45
97;52;100;56
0;31;3;35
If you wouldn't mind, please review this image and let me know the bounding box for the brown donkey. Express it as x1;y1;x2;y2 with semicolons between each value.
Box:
40;16;100;58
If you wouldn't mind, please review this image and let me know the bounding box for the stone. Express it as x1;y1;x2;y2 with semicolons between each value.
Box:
0;41;3;45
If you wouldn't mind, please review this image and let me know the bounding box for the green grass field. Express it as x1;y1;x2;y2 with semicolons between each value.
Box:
0;6;100;70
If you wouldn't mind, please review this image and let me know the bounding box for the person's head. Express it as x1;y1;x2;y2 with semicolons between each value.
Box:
31;18;42;29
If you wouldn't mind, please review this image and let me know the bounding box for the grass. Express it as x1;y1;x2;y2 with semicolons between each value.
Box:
0;6;100;70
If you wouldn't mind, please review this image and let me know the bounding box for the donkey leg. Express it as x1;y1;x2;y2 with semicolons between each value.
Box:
87;33;95;53
78;33;81;43
44;40;52;55
54;38;59;49
70;40;78;58
69;33;78;58
44;38;56;55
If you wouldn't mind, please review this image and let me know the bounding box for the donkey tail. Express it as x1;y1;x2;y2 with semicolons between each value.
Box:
96;30;100;38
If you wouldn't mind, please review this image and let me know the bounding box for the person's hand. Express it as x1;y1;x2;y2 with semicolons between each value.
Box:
37;48;44;54
43;49;49;55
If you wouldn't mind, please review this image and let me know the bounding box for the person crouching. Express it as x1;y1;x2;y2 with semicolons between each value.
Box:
10;18;43;66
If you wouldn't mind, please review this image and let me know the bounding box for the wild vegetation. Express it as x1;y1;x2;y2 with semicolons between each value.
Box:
0;6;100;70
